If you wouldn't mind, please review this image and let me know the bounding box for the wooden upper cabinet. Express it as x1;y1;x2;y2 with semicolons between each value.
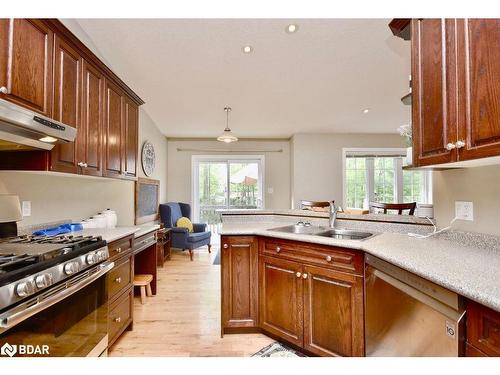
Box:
0;19;53;116
302;264;364;357
123;97;138;178
50;36;82;173
221;236;259;331
411;19;458;166
259;255;304;347
79;60;104;176
103;79;124;178
456;19;500;161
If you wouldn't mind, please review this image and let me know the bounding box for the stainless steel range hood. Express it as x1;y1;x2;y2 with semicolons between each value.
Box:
0;98;77;151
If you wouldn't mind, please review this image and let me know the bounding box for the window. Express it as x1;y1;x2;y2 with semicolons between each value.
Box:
192;155;264;224
343;149;432;210
345;157;367;209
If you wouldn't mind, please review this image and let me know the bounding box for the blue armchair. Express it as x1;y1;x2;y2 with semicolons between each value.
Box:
159;202;211;261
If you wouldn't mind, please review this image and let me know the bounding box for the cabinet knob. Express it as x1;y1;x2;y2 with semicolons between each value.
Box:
114;277;122;283
114;317;121;323
0;86;8;94
296;272;302;278
223;244;228;249
455;140;465;149
116;247;122;253
276;246;281;253
325;255;332;262
302;273;308;279
446;143;456;150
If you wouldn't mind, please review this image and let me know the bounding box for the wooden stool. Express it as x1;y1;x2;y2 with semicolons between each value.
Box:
133;274;153;304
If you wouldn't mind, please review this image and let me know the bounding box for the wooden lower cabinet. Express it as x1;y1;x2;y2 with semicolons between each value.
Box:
259;255;304;347
303;264;364;356
466;300;500;357
221;236;259;332
221;235;365;356
106;235;134;348
108;286;133;347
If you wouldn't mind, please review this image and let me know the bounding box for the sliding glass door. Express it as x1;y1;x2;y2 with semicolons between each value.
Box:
193;156;264;224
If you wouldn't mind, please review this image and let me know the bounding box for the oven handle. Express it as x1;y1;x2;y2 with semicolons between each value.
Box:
0;261;114;333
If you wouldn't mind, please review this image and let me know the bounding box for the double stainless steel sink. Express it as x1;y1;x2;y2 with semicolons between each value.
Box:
268;224;374;240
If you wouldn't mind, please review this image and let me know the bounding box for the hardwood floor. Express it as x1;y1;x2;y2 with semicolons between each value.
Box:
109;246;273;356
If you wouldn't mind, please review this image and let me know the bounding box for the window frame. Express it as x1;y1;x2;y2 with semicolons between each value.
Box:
191;154;265;222
342;148;432;210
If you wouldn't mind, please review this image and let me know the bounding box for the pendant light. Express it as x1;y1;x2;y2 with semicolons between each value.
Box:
217;106;238;143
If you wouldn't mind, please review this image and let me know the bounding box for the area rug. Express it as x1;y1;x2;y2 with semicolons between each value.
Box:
212;248;220;265
252;342;307;357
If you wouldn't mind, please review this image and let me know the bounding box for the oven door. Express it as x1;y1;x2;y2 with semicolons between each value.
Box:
0;262;113;357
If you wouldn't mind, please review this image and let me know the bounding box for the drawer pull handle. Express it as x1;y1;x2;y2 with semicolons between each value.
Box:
223;244;228;249
116;247;122;253
114;317;121;323
296;272;302;278
325;255;332;262
302;273;308;279
115;277;122;283
276;246;281;253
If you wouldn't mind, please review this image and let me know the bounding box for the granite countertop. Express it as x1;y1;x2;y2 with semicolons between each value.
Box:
74;223;160;242
219;222;500;313
217;208;434;225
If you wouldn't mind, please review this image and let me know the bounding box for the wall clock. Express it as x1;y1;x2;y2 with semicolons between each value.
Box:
141;141;155;177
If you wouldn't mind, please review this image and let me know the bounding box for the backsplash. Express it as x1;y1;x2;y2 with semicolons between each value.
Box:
433;164;500;236
0;171;135;227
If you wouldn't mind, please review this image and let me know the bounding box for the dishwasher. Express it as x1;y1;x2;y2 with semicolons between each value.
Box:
365;254;466;356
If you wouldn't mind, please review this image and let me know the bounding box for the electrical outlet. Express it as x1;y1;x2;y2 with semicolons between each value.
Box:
267;187;274;194
22;201;31;217
455;201;473;221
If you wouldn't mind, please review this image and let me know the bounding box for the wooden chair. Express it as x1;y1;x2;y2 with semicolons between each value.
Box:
300;200;331;209
369;202;417;215
133;274;153;304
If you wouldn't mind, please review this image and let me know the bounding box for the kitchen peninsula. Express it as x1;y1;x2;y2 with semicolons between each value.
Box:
219;209;500;357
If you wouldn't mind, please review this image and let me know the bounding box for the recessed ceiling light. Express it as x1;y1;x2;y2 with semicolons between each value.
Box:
241;45;253;54
286;24;299;33
363;109;370;114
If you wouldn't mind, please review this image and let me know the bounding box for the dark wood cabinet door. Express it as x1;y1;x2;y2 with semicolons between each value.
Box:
51;36;82;173
221;236;259;331
0;19;53;116
411;19;458;166
456;19;500;161
123;97;138;178
103;79;124;178
467;301;500;357
259;255;303;347
79;60;104;176
303;264;364;357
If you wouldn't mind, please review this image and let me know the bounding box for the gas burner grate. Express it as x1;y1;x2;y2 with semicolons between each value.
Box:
6;234;99;245
0;253;37;273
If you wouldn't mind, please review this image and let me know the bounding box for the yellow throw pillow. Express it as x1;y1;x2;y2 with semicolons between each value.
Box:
176;217;193;232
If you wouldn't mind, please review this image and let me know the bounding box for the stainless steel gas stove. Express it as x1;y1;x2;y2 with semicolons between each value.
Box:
0;234;114;357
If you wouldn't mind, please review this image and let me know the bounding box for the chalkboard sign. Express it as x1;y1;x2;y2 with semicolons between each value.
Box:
135;177;160;224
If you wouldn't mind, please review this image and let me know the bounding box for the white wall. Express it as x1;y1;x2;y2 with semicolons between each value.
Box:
138;109;168;204
166;139;291;209
291;133;405;208
433;165;500;236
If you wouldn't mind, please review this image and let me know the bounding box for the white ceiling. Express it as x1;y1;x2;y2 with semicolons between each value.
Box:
73;19;411;138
